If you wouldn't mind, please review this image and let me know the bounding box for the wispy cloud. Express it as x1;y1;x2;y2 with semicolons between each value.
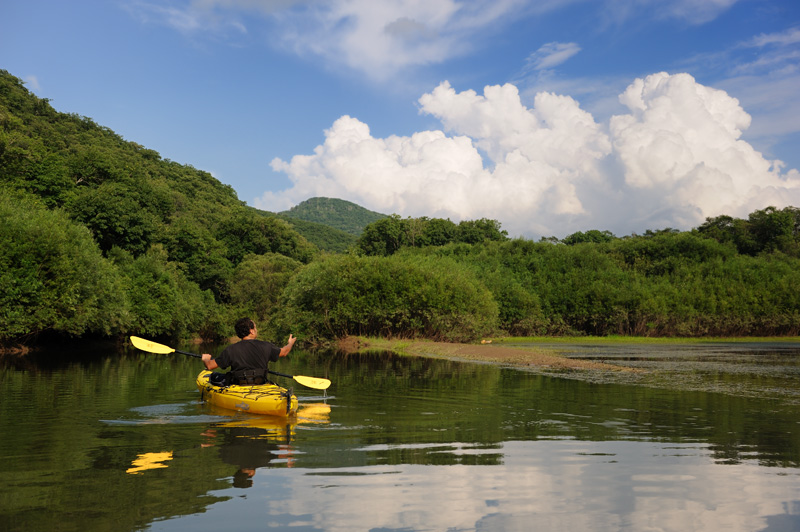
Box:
123;0;249;36
269;0;533;82
525;42;581;71
123;1;745;82
660;0;740;25
596;0;740;28
23;75;41;92
732;26;800;74
747;26;800;48
122;0;567;81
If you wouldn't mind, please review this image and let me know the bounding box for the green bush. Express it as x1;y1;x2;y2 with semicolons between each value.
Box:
110;245;214;339
411;243;548;335
279;254;499;342
228;253;303;336
0;191;128;342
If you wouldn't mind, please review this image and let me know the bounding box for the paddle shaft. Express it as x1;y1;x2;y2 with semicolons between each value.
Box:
172;347;294;380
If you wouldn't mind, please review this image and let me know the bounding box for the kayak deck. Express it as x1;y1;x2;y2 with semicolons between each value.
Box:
196;370;298;416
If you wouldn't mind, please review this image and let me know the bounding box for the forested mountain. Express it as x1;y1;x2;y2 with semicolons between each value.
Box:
2;68;799;347
0;69;315;344
273;211;358;253
281;197;387;235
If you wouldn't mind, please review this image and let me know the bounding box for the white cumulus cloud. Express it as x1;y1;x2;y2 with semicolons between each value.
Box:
611;73;797;220
259;72;800;238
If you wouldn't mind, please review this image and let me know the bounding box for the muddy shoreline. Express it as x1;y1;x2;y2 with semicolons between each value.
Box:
336;336;640;373
336;336;800;405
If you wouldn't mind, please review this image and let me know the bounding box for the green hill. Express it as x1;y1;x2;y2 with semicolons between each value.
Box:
281;197;387;236
244;205;358;253
276;215;358;253
0;69;316;343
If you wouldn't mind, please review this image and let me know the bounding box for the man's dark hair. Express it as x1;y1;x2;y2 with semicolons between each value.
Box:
234;318;255;339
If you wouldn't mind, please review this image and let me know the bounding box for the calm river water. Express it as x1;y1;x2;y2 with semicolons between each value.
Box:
1;340;799;532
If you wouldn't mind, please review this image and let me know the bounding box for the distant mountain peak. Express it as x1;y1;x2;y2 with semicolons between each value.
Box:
281;197;387;236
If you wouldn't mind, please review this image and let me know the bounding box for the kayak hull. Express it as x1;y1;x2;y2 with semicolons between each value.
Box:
196;370;298;416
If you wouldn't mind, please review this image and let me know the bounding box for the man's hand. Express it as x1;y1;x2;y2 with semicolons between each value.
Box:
280;334;297;357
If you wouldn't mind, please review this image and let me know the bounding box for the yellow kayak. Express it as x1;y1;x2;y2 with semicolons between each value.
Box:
196;370;298;416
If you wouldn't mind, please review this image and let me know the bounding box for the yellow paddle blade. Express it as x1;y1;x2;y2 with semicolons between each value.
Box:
130;336;175;355
293;375;331;390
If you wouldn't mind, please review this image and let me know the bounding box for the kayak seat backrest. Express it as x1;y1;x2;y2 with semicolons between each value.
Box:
230;368;270;385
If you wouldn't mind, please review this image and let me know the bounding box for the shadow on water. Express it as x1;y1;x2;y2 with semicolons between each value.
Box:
0;341;799;531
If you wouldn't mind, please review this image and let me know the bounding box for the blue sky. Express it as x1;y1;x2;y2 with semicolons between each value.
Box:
2;0;799;238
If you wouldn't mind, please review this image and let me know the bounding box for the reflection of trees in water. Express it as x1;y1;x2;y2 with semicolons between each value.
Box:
311;348;800;469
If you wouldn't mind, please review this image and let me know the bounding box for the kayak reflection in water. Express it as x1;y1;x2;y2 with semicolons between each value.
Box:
202;425;295;489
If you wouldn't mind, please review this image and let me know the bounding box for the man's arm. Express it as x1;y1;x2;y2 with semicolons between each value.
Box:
201;353;219;370
279;334;297;358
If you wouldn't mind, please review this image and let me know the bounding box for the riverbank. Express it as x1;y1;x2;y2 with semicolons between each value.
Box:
335;336;800;403
336;336;640;373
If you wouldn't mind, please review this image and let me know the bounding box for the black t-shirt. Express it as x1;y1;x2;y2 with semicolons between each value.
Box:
214;339;280;372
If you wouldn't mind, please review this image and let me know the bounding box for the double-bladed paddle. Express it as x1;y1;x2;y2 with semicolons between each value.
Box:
129;335;331;390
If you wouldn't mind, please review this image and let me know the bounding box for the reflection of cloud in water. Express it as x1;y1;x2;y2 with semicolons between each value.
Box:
158;440;800;531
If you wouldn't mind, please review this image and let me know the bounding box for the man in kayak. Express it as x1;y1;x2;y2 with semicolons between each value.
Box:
201;317;297;385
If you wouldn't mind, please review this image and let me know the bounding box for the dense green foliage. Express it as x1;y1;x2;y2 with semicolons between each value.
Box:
696;206;800;257
228;252;303;332
0;191;126;339
355;214;508;255
281;196;387;235
0;190;215;341
2;67;799;345
110;245;213;338
0;70;313;344
279;254;498;342
402;229;800;337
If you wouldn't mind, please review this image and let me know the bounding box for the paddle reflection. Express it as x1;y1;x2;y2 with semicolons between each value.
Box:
126;451;174;474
